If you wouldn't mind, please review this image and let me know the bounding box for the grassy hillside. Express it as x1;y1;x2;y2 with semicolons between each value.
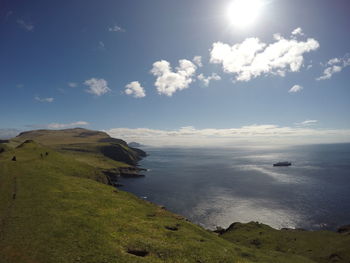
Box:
8;128;147;183
0;129;348;263
220;222;350;263
0;134;315;263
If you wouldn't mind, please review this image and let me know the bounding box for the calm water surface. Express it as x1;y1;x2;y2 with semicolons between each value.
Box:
119;144;350;230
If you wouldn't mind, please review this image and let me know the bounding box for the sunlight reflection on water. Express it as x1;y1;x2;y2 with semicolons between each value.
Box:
120;145;350;230
191;187;302;229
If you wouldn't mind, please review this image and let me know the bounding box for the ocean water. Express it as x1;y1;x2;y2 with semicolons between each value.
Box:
119;143;350;230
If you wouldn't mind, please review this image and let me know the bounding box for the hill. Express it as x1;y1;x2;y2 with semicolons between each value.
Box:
10;128;147;183
220;222;350;263
0;128;348;263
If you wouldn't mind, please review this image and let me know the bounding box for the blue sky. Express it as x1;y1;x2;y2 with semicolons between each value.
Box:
1;0;350;145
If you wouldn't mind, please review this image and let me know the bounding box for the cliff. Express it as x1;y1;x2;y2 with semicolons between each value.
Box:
0;129;348;263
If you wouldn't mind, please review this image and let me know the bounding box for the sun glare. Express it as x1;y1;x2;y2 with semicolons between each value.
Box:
227;0;264;29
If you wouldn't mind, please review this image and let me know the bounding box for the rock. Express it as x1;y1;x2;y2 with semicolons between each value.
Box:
337;224;350;234
128;142;143;147
329;253;342;262
119;167;146;177
213;226;226;235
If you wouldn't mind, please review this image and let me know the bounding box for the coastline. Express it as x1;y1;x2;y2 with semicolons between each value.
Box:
118;145;350;233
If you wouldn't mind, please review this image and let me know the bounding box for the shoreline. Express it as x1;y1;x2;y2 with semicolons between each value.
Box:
120;147;350;234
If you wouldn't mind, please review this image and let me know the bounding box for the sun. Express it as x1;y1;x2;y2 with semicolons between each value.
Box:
227;0;264;29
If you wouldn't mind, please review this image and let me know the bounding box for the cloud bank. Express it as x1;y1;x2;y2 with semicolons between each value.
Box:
106;124;350;147
210;28;319;81
47;121;89;129
0;129;20;139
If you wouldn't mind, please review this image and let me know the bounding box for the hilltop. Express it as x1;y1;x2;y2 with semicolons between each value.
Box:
0;128;349;263
9;128;147;183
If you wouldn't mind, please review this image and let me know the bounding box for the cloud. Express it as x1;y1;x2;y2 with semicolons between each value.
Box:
108;25;125;32
106;124;350;146
210;28;319;81
291;27;304;36
288;85;303;93
0;129;20;139
125;81;146;98
193;56;203;67
47;121;89;129
84;78;110;96
316;54;350;80
98;41;105;50
316;65;342;80
198;73;221;87
297;120;318;125
68;82;78;88
150;59;197;96
35;96;54;103
17;19;34;31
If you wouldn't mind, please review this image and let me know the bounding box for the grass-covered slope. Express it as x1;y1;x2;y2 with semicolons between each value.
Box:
0;138;315;263
9;128;147;179
220;222;350;263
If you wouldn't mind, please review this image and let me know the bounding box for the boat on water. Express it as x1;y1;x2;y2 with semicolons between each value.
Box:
273;161;292;167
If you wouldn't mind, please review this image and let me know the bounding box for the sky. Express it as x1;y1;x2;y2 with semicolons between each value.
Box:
1;0;350;146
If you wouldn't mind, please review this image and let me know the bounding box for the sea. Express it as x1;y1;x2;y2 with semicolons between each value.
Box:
118;143;350;231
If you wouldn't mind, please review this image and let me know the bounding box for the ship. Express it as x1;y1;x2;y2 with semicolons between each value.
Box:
273;161;292;167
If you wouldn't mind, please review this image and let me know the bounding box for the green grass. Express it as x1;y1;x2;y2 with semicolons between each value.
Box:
0;129;348;263
221;222;350;263
0;137;316;263
8;128;142;170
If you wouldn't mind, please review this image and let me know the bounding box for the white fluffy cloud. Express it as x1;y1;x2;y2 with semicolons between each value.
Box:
210;28;319;81
198;73;221;87
125;81;146;98
17;19;34;31
193;56;203;67
84;78;110;96
291;27;304;36
106;124;350;146
288;85;303;93
47;121;89;129
316;55;350;80
35;96;54;103
151;59;197;96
